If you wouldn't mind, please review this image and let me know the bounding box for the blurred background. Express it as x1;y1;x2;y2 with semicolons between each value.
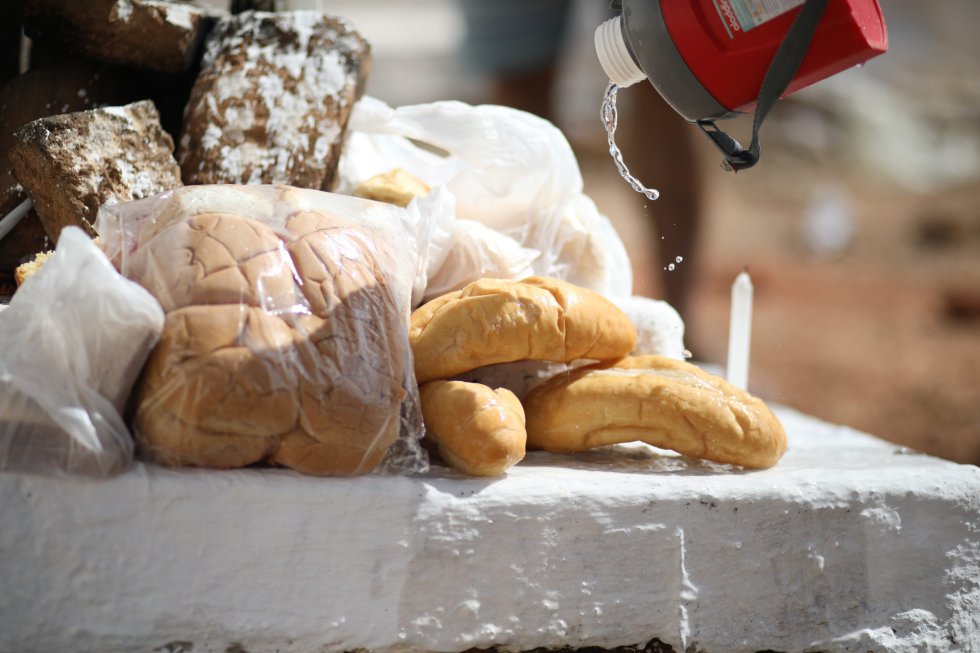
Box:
315;0;980;464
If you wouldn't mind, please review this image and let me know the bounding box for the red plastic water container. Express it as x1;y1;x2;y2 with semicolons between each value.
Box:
596;0;888;121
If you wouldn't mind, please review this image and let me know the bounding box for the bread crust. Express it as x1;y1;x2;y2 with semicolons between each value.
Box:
134;207;408;475
523;355;787;469
136;305;298;468
410;276;637;384
420;380;526;477
129;212;299;313
177;12;369;190
352;168;430;207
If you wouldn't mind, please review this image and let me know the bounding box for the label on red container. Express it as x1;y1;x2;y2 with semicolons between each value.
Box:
711;0;804;38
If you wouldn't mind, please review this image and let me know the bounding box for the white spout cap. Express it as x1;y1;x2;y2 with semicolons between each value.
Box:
595;16;646;88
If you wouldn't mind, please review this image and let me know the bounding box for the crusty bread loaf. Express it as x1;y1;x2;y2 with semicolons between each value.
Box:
410;276;638;384
23;0;215;75
134;203;409;476
523;355;787;469
0;60;142;288
419;380;525;477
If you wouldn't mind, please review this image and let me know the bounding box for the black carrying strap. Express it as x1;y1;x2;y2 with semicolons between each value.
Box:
698;0;830;172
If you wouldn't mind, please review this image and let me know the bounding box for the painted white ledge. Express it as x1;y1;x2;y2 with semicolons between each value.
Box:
1;406;978;653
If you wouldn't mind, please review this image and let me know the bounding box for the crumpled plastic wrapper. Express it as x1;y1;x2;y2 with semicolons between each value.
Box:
337;96;634;304
0;227;165;478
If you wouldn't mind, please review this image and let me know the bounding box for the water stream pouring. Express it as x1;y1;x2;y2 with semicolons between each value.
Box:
595;0;888;194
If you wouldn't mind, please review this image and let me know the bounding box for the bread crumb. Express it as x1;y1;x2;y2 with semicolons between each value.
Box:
14;250;53;286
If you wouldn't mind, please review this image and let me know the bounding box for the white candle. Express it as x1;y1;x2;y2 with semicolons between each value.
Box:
726;269;753;390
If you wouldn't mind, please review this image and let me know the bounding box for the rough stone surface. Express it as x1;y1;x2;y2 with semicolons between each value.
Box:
0;61;144;293
177;10;370;190
22;0;215;75
10;100;182;240
0;406;977;653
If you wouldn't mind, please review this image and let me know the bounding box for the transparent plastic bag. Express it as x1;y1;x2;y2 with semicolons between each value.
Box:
337;96;634;301
0;227;165;478
95;184;428;476
418;187;537;303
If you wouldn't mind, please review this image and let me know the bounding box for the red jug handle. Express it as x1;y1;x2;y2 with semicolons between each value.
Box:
697;0;830;172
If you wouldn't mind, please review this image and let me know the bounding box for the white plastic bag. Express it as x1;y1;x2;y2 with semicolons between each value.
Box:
418;187;537;302
337;96;634;301
0;227;165;478
612;295;687;360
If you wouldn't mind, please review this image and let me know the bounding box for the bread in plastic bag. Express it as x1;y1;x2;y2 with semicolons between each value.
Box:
336;96;633;302
0;227;165;478
94;184;428;476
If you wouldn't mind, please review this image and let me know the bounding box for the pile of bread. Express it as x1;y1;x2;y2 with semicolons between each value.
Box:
410;276;786;476
82;178;785;479
1;0;786;478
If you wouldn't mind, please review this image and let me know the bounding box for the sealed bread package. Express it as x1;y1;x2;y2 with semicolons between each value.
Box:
95;185;427;476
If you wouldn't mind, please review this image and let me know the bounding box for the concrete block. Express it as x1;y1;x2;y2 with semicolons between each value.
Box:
0;406;977;653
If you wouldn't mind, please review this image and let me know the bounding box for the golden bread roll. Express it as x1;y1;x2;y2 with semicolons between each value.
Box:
524;355;787;469
134;207;409;476
352;168;430;207
410;276;637;384
13;250;53;286
420;380;526;477
136;305;295;468
129;212;299;313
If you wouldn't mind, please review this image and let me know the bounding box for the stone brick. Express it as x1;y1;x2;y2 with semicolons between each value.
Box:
0;61;142;289
177;11;370;190
10;100;182;240
23;0;216;75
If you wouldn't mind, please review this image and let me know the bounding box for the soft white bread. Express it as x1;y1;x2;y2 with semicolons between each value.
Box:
129;212;300;313
134;206;408;476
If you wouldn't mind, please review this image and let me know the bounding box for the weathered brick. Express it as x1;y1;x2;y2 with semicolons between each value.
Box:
23;0;216;75
10;100;182;240
177;11;370;190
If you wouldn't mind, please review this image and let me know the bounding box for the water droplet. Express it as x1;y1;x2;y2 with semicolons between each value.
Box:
675;256;683;263
666;263;676;271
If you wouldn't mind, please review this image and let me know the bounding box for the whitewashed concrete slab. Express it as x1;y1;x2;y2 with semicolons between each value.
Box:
1;406;978;653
